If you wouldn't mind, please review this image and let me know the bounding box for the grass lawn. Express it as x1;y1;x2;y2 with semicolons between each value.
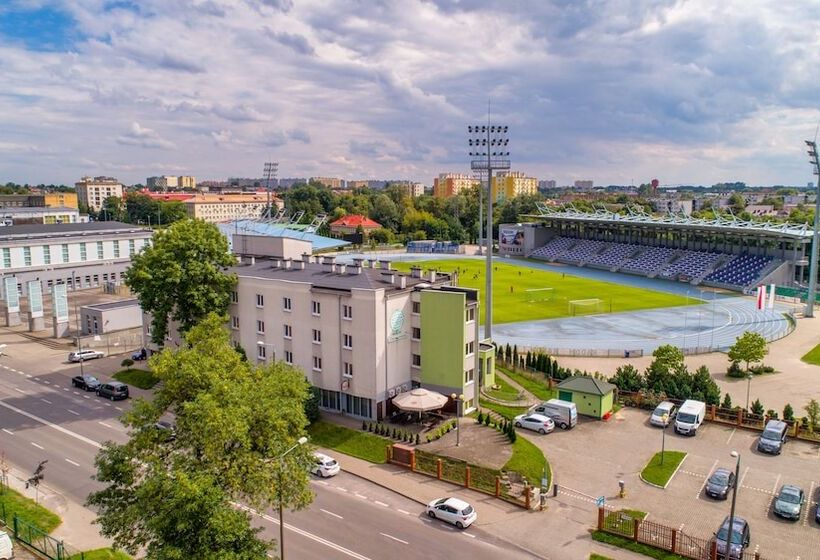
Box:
307;420;391;464
486;374;522;402
500;367;556;402
0;487;61;533
640;451;687;487
113;368;160;390
480;398;530;421
802;343;820;366
590;554;615;560
391;258;698;324
592;531;688;560
69;549;133;560
504;435;550;487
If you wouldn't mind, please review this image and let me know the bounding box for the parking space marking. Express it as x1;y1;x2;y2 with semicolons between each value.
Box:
30;442;44;450
65;458;80;467
354;493;368;500
397;509;411;516
98;422;113;429
337;487;348;493
73;391;80;395
739;466;750;487
63;388;68;391
695;459;718;500
379;533;408;545
14;388;26;394
43;380;50;385
313;480;329;486
115;406;123;411
1;429;14;436
726;428;736;445
804;481;815;527
765;474;781;516
462;532;476;538
374;501;389;507
67;409;80;415
40;398;52;405
320;509;343;519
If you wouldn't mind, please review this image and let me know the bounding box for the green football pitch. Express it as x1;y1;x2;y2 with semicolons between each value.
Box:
391;258;700;324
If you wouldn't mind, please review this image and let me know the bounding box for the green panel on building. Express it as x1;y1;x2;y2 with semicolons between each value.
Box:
420;289;466;392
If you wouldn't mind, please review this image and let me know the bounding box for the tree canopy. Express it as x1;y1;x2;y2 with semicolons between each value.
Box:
727;331;768;371
87;314;314;558
125;219;237;345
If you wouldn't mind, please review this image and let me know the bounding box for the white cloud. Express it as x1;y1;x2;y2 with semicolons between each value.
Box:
116;122;176;150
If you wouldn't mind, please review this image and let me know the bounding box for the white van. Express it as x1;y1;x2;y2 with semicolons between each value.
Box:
0;530;12;560
674;400;706;436
531;399;577;429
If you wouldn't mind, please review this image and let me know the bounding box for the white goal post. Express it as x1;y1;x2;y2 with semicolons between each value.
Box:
524;287;554;302
568;298;604;316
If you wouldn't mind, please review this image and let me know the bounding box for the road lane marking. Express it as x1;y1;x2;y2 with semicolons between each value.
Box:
98;422;113;429
14;388;26;394
1;429;14;436
337;487;348;492
354;493;368;500
374;501;389;507
68;410;80;415
63;388;68;391
65;458;80;467
30;442;44;450
462;532;476;538
73;392;80;395
43;381;50;385
320;508;343;519
313;480;329;486
40;399;52;405
115;406;123;411
725;428;736;445
0;401;101;449
397;509;411;515
25;375;31;378
379;533;408;545
83;395;90;399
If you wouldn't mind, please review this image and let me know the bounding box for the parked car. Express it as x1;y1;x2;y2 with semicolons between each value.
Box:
649;401;677;427
814;500;820;525
773;484;804;521
131;348;148;361
674;399;706;436
96;381;129;401
154;420;176;441
513;413;555;434
71;374;101;392
715;516;750;559
425;497;477;529
0;530;12;560
530;399;577;429
310;452;340;478
704;467;735;500
68;349;104;363
757;419;788;455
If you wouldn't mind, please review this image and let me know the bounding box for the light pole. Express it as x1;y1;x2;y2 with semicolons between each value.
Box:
276;435;307;560
804;140;820;318
660;413;669;465
450;393;464;446
74;304;84;377
745;372;752;412
469;122;510;341
727;450;741;555
264;162;279;220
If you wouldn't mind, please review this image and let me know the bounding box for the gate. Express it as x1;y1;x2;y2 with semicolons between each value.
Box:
13;515;67;559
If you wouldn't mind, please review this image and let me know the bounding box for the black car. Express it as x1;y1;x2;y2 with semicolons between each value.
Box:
705;467;735;500
96;381;129;401
154;420;177;441
131;348;147;361
71;374;101;391
715;516;750;559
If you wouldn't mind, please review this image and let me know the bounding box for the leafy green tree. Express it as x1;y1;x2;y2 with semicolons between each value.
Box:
101;196;124;221
805;399;820;433
750;398;765;416
609;364;644;392
87;314;314;558
644;345;686;396
125;220;237;345
727;331;768;372
305;387;321;424
690;365;721;405
783;403;794;422
721;393;733;409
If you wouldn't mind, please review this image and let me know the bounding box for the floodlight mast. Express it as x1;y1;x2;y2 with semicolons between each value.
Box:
263;162;279;220
805;140;820;318
468;124;510;340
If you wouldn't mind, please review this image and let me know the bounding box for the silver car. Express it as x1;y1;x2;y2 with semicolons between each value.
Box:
513;413;555;435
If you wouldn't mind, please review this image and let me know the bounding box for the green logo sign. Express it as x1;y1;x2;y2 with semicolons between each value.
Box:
390;309;404;336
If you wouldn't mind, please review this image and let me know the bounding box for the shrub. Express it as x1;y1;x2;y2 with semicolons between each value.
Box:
391;428;397;439
721;393;733;409
509;428;517;443
415;433;420;445
784;404;795;422
805;399;820;433
121;358;134;368
750;398;765;416
727;361;746;378
426;435;432;443
483;414;491;426
477;412;484;424
766;409;779;420
362;421;367;431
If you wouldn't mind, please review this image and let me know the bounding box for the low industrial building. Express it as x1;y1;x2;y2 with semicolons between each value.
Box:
80;299;142;335
556;376;617;419
184;193;284;222
0;206;87;226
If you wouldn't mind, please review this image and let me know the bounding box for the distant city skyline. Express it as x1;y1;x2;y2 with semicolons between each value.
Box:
1;1;819;187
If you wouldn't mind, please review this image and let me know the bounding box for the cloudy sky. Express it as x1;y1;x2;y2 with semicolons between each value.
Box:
2;0;820;187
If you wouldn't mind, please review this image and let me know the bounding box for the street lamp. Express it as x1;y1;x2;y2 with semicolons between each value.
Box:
276;435;308;560
745;372;752;412
450;393;465;447
263;162;279;220
660;413;669;465
727;450;741;556
804;140;820;318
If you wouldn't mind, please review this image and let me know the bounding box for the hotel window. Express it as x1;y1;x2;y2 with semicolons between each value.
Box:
312;356;322;371
257;345;267;359
466;308;475;322
465;341;475;356
1;248;9;268
343;394;371;418
343;362;353;377
412;327;421;340
256;320;265;334
342;304;352;319
231;316;239;329
96;241;104;259
79;243;87;261
285;350;293;364
230;291;238;303
412;301;420;314
312;300;321;316
113;241;120;258
465;368;475;384
283;324;292;339
129;240;135;256
283;297;291;311
320;389;339;410
23;247;31;266
343;334;352;349
412;354;421;367
62;244;69;262
256;294;264;308
42;246;51;265
312;329;321;344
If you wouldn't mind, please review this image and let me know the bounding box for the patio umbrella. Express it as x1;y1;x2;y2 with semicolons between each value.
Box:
392;388;448;412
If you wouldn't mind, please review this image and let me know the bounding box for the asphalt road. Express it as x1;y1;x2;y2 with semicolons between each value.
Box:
0;337;535;559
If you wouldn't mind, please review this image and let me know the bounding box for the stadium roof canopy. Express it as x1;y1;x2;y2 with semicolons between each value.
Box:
522;204;813;241
217;220;350;252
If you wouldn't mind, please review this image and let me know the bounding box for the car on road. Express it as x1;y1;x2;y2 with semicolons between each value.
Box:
68;349;104;362
310;452;340;478
154;420;176;441
704;467;735;500
71;374;101;392
715;516;750;559
132;348;148;361
773;484;804;521
96;381;129;401
513;413;555;434
757;419;788;455
425;497;477;529
649;401;677;427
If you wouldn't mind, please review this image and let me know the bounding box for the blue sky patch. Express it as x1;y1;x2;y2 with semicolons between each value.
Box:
0;5;81;52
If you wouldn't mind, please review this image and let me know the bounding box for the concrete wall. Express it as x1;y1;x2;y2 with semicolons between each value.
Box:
231;234;311;260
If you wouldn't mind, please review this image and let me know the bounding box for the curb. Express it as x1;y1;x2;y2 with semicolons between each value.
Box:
638;452;687;489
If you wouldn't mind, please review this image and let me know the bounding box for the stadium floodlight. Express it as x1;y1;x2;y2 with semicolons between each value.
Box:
805;140;820;318
263;162;279;220
468;121;510;341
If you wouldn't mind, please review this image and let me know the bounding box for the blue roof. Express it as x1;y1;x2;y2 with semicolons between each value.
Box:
217;220;350;252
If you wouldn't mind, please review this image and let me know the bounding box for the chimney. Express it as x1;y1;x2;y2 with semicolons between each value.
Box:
337;264;347;274
398;275;407;289
410;266;422;278
429;270;437;282
283;258;292;270
248;256;255;266
353;257;364;268
379;259;392;270
351;263;362;275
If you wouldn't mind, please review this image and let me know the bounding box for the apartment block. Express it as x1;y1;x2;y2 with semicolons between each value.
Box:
491;171;538;202
311;177;344;189
147;175;196;190
184;193;283;223
75;176;124;212
433;173;477;198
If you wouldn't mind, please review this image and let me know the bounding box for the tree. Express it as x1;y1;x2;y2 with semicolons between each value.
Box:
727;331;768;372
690;365;721;405
101;196;124;221
783;403;794;422
609;364;644;392
805;399;820;433
750;398;764;416
644;345;686;396
87;315;314;558
125;220;237;345
721;393;733;409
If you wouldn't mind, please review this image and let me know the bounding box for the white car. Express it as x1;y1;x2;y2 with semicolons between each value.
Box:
425;497;477;529
513;413;555;434
310;452;340;478
650;401;677;427
68;349;104;362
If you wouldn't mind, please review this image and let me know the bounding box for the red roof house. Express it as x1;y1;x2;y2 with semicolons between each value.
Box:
329;214;382;236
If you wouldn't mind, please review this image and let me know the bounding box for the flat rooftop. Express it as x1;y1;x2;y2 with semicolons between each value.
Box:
0;221;151;240
83;299;140;311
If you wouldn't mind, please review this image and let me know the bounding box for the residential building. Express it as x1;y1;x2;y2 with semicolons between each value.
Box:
393;181;424;197
0;222;152;296
146;175;197;190
75;176;123;212
329;215;382;239
183;193;283;223
491;171;538;202
574;180;594;191
0;206;86;226
178;176;196;189
0;193;78;209
648;198;694;215
129;189;195;202
311;177;344;189
538;180;557;191
433;173;477;198
347;180;369;189
44;192;79;208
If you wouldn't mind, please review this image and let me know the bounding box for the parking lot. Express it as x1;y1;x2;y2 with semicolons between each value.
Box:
532;406;820;560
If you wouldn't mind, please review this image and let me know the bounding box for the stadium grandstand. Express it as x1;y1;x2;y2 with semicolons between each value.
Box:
499;204;813;294
216;210;350;253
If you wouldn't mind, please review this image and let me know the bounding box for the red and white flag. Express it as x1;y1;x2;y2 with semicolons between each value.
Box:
756;285;765;310
768;284;776;309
